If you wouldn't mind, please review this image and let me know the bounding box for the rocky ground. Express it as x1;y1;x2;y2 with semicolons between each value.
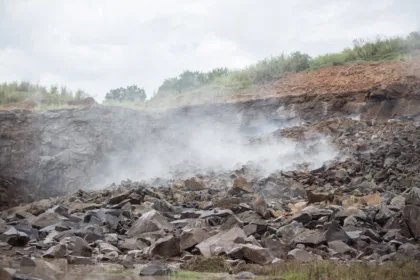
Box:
1;116;420;279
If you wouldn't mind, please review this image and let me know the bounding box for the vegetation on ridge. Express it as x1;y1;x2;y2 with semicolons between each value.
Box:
150;31;420;102
1;31;419;109
0;81;89;109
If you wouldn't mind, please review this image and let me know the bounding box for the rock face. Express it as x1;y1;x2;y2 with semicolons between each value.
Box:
2;80;420;210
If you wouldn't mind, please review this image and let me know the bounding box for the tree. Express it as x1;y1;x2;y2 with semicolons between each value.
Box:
105;85;146;102
75;89;88;100
125;84;146;101
49;85;58;95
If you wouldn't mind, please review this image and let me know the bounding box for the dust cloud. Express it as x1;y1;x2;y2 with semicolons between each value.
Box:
88;106;339;188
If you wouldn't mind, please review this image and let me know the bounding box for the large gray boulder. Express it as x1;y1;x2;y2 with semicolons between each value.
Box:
127;210;174;237
196;227;247;257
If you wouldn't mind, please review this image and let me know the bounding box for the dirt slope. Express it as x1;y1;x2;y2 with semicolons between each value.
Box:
230;60;420;102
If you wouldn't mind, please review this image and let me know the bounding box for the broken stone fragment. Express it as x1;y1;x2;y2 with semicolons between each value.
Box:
184;178;206;191
335;207;367;222
180;228;211;250
235;271;256;279
261;235;287;259
60;236;92;257
126;210;174;237
292;229;326;247
229;177;253;195
328;240;357;255
20;257;36;267
149;235;181;258
228;244;274;265
32;212;65;229
67;255;94;265
43;244;67;258
254;195;270;219
403;204;420;240
118;237;148;251
1;227;30;246
287;248;322;262
325;221;350;244
196;227;247;257
97;241;121;254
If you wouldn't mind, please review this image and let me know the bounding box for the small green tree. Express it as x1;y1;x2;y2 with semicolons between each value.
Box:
105;85;146;102
75;89;88;100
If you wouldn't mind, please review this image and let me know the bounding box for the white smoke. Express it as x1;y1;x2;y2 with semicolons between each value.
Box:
88;105;339;188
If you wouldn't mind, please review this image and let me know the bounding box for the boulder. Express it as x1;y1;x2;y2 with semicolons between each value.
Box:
196;227;247;257
277;221;304;244
152;199;175;213
293;229;326;247
43;244;67;258
390;196;405;210
229;177;253;195
228;244;274;265
180;228;211;250
375;204;393;226
287;248;322;262
149;235;181;258
328;241;357;255
335;207;366;221
343;216;358;228
139;261;172;276
396;243;420;259
261;236;287;258
61;236;92;257
67;256;94;265
118;238;148;251
1;227;30;246
291;212;312;225
235;271;257;279
184;178;206;191
127;210;174;237
98;242;121;254
254;196;270;219
32;212;64;229
325;221;350;243
20;257;36;267
405;187;420;206
403;205;420;239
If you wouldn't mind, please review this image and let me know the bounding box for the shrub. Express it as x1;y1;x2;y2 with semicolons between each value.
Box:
0;82;86;106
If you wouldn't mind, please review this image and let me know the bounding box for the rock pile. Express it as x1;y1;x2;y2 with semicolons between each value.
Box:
1;118;420;278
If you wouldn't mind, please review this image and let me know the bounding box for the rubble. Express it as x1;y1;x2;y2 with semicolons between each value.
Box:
1;114;420;277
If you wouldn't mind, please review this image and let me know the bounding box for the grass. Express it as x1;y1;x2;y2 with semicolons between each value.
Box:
105;268;130;275
0;81;90;108
171;271;204;279
233;260;420;280
181;256;230;273
181;257;420;280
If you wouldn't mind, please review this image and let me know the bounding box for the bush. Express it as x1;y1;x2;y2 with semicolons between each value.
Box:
104;85;146;102
0;82;87;106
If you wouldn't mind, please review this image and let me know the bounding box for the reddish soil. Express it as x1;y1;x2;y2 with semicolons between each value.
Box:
230;60;420;102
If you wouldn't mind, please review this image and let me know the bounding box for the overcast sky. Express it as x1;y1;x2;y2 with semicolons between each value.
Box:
0;0;419;101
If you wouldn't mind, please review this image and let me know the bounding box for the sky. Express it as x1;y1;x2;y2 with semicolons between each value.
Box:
0;0;419;101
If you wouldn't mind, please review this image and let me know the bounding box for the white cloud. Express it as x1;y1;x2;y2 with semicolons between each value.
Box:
0;0;418;101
